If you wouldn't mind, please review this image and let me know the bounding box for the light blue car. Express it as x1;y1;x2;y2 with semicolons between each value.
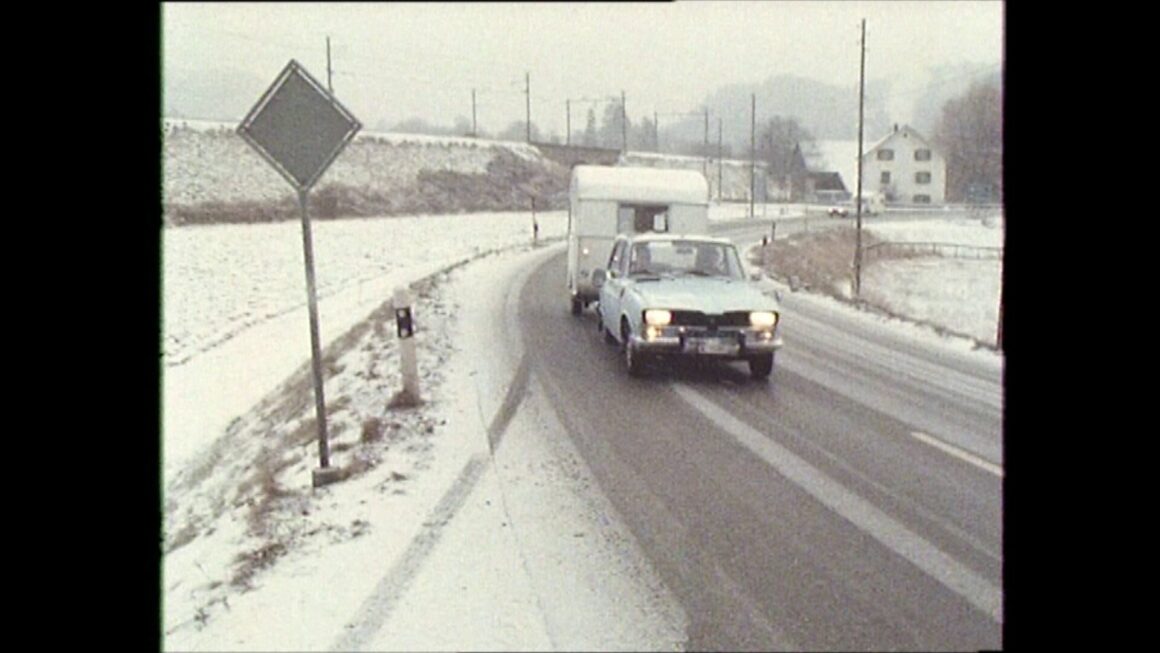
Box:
593;233;784;379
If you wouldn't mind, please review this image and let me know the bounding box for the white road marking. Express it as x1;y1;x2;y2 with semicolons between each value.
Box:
673;384;1003;623
910;431;1003;478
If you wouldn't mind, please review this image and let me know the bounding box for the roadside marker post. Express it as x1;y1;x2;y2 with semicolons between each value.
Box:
393;287;421;405
237;60;361;489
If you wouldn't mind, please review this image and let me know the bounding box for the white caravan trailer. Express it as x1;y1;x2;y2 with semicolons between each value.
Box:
567;165;710;314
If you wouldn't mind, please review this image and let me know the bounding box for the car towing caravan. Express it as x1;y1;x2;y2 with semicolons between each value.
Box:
567;165;709;315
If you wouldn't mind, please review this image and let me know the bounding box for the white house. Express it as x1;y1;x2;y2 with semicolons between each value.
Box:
862;124;946;205
801;124;947;206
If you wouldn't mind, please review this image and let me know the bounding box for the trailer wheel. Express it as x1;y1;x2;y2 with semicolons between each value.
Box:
571;295;583;315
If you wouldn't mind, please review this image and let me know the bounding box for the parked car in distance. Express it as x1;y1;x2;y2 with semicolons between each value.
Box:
592;233;784;380
828;192;885;217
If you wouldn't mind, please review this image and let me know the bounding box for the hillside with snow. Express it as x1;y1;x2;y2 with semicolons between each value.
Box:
162;119;768;226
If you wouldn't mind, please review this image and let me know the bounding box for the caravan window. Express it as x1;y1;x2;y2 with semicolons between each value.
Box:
617;204;670;234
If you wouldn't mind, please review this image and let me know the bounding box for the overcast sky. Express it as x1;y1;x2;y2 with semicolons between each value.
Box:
161;1;1004;136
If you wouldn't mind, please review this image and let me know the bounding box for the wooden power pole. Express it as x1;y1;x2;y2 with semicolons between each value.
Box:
326;36;333;94
750;93;756;219
621;90;627;153
854;19;867;298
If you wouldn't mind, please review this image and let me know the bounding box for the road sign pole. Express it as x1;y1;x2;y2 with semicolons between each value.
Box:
236;59;360;489
298;189;333;480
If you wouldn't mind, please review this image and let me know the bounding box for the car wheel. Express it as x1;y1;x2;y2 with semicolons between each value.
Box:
749;353;774;380
571;295;583;316
604;326;618;345
622;319;646;376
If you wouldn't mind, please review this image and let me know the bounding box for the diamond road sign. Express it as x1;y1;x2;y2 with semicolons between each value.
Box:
237;60;361;192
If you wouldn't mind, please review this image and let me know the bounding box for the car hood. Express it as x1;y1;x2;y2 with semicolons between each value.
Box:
629;276;780;313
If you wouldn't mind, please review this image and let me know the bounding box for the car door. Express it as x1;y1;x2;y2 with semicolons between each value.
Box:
599;240;628;337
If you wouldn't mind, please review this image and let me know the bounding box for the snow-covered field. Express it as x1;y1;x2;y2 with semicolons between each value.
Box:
161;205;1003;650
860;215;1003;345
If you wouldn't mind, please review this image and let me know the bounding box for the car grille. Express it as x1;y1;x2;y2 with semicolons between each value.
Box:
669;310;751;328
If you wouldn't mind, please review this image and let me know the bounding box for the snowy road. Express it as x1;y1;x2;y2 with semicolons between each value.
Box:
517;243;1002;649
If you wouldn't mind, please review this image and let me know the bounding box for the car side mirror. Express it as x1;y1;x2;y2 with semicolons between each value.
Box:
592;268;607;288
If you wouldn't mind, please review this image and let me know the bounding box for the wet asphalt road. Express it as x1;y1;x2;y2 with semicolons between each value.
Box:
516;230;1003;650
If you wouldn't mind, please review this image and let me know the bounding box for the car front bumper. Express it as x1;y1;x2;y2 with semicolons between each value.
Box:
630;328;782;358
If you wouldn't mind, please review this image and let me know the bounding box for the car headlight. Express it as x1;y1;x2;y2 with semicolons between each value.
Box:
644;309;672;326
750;311;778;329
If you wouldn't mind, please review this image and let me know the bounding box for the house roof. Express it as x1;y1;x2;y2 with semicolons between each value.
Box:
805;139;860;194
867;124;934;154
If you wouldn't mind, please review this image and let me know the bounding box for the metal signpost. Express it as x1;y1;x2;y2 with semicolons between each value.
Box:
237;60;361;488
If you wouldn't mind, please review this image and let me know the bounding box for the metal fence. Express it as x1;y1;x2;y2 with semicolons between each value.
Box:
864;241;1003;262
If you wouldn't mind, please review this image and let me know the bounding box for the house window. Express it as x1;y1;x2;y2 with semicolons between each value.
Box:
915;171;931;184
913;194;931;204
915;149;932;161
880;171;891;185
877;149;894;161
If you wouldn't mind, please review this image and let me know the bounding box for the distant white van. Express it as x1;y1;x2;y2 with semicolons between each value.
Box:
860;192;886;215
567;165;710;314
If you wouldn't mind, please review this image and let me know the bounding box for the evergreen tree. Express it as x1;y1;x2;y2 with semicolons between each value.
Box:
582;108;598;147
598;102;629;150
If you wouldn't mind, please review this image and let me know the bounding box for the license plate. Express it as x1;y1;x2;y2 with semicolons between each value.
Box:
686;338;738;355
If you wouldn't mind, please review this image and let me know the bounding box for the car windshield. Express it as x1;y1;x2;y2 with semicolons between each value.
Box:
628;240;744;279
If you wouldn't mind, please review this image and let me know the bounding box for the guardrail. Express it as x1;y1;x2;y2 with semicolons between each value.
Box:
864;241;1003;261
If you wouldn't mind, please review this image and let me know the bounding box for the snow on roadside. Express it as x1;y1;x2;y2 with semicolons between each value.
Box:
860;257;1001;348
162;211;566;484
861;214;1004;347
866;213;1004;248
163;233;563;650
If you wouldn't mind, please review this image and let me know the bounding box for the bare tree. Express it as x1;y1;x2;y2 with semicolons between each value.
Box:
498;120;542;142
631;115;657;151
756;116;813;199
933;81;1002;203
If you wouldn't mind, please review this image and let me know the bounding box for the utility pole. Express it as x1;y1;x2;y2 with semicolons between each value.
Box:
326;36;333;94
854;19;867;298
704;108;710;180
654;111;659;152
750;93;756;219
472;88;477;137
621;90;627;153
525;72;531;142
566;99;571;146
996;280;1004;350
717;117;723;201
